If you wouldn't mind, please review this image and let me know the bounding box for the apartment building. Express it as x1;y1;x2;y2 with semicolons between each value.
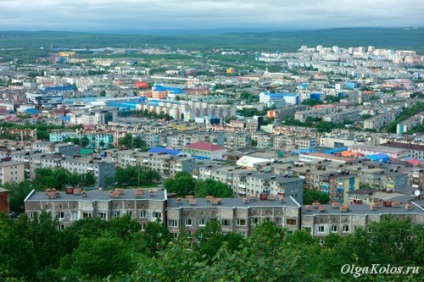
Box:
113;150;195;178
197;165;249;188
396;113;424;134
381;142;424;160
24;188;167;229
49;132;114;149
273;136;316;151
301;202;424;240
167;195;301;237
349;144;409;160
232;171;304;204
294;107;336;123
61;157;116;188
183;142;226;160
33;141;76;156
0;161;25;185
225;132;252;150
322;109;362;123
363;110;401;130
252;133;273;149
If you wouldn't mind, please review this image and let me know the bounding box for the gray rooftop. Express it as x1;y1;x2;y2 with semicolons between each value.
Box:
302;202;424;216
167;195;300;209
25;188;167;202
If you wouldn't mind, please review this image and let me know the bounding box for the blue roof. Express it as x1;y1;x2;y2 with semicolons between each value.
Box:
293;148;316;155
148;147;181;156
324;147;348;155
153;84;185;94
367;154;390;162
23;108;40;114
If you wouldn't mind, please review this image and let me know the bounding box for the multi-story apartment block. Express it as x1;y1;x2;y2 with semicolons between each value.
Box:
232;171;304;204
410;169;424;190
167;195;301;237
197;165;249;188
182;142;226;160
252;133;273;149
396;112;424;134
113;150;195;179
49;132;114;149
363;110;401;130
381;142;424;160
302;202;424;240
322;109;362;123
60;156;116;188
225;132;251;150
33;141;76;156
273;136;316;151
349;144;409;160
294;107;336;123
0;161;25;185
24;188;167;229
69;111;116;126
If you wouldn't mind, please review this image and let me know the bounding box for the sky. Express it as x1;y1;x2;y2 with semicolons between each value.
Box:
0;0;423;33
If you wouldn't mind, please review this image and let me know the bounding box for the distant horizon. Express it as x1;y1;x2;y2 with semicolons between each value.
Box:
0;26;423;36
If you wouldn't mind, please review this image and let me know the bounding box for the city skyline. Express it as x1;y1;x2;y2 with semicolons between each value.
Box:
0;0;423;33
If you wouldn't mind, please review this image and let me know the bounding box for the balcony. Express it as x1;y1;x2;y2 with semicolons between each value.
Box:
239;183;246;188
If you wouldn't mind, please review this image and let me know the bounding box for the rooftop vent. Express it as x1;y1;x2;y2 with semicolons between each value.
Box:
312;202;320;209
319;206;326;212
392;201;400;208
243;197;249;204
331;202;341;209
340;205;349;212
135;189;144;198
405;203;414;211
305;205;312;211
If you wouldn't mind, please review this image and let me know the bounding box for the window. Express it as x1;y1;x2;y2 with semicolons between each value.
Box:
82;213;92;218
171;232;178;238
98;212;107;219
343;225;349;232
286;219;297;225
152;212;162;219
57;212;65;219
114;211;121;218
141;223;147;231
319;238;324;245
140;210;147;218
185;219;192;226
71;211;78;220
222;219;231;226
198;219;206;226
318;225;325;232
236;219;246;226
251;218;260;225
168;220;178;227
126;211;133;218
331;225;338;233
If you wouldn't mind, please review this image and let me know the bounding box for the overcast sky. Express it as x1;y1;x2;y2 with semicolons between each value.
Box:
0;0;423;32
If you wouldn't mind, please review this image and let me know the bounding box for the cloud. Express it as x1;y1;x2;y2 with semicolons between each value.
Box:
0;0;423;31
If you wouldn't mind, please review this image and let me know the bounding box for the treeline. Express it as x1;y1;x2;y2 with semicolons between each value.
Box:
164;172;233;198
1;28;424;53
130;109;173;121
0;213;422;281
384;102;424;133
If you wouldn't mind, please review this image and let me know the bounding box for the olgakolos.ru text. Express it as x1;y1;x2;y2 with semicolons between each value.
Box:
341;264;420;278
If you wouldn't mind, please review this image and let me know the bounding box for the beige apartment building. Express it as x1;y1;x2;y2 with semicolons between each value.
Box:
0;161;25;185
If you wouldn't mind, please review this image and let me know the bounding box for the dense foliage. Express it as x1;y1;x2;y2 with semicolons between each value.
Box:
164;172;234;198
0;213;422;281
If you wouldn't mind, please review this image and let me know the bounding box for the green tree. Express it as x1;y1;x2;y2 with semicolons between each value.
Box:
303;189;330;205
195;179;233;198
164;171;196;196
80;136;90;147
82;173;96;187
60;236;135;278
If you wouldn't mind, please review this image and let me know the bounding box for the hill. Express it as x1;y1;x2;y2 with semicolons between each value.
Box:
0;28;423;53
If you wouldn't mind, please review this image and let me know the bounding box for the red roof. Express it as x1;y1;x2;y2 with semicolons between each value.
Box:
185;142;225;151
